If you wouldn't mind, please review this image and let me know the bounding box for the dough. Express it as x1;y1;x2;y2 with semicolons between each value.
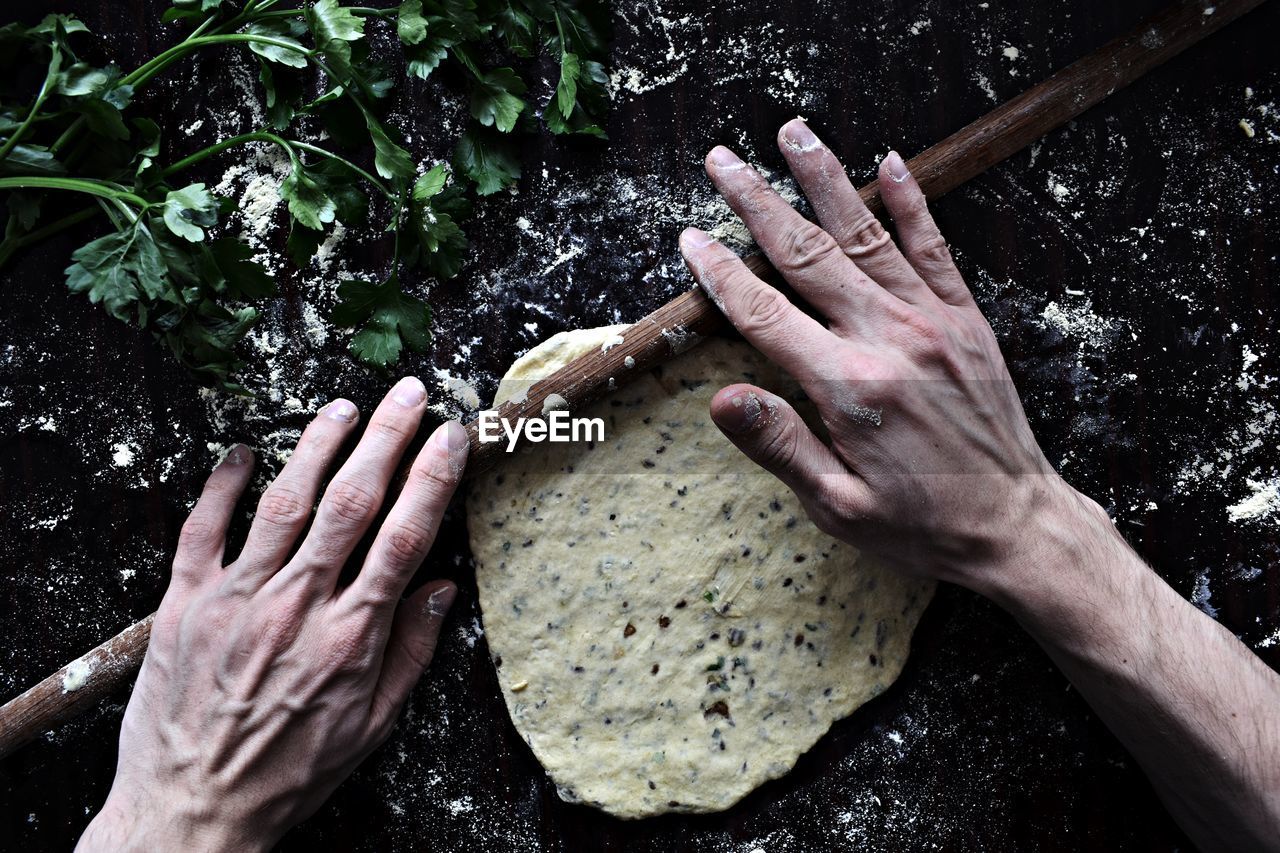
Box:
467;326;934;818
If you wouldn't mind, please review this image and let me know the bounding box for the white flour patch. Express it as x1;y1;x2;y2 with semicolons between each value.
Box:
1227;477;1280;524
111;442;137;468
433;368;481;411
1039;300;1118;349
61;658;93;693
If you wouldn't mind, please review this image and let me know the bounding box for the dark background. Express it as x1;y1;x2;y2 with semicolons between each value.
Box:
2;0;1278;850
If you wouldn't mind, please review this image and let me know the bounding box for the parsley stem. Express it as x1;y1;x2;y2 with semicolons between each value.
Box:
0;46;62;164
289;141;393;199
123;35;314;89
161;131;289;176
253;7;393;21
160;132;394;200
0;177;149;209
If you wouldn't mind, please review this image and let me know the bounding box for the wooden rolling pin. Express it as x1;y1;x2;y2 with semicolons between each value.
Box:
0;0;1268;760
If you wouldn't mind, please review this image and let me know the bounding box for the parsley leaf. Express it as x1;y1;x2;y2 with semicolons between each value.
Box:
0;144;65;176
396;0;429;45
280;160;336;231
361;108;415;181
470;66;527;133
408;163;469;279
554;50;580;116
306;0;365;54
453;125;520;195
65;222;167;324
161;183;218;242
333;275;431;368
246;20;309;69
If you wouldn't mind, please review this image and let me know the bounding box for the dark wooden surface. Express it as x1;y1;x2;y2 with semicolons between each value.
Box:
2;1;1278;851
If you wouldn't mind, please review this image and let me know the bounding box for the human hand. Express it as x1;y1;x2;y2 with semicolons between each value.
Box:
78;378;468;853
679;120;1081;596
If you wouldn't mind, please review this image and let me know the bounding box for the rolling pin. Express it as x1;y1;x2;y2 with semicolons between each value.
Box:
0;0;1268;760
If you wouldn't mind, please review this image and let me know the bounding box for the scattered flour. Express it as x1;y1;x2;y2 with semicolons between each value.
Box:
1227;477;1280;524
433;368;482;411
61;658;93;693
110;442;137;468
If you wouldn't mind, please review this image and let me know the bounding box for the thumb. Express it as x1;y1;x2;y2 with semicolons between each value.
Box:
368;580;457;738
709;384;869;528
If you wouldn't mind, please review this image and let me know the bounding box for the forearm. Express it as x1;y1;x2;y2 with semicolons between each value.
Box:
985;483;1280;851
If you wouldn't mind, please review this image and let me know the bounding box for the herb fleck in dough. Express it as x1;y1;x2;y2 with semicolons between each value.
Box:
467;326;934;819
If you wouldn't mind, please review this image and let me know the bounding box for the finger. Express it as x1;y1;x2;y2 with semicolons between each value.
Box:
366;580;457;741
680;228;838;382
776;119;934;305
171;444;255;593
877;151;974;306
348;421;467;609
286;376;429;592
710;385;875;540
235;399;360;587
704;145;892;325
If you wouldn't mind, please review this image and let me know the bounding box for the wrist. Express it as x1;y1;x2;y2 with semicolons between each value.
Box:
975;478;1162;663
975;476;1139;613
79;788;272;853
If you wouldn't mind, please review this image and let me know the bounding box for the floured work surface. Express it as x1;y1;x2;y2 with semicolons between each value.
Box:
467;327;934;818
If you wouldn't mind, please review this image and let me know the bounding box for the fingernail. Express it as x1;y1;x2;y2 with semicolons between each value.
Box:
325;399;358;422
708;146;744;168
392;376;426;408
885;150;910;183
680;227;717;249
222;444;251;466
783;119;820;151
718;391;764;435
425;584;457;619
431;420;470;477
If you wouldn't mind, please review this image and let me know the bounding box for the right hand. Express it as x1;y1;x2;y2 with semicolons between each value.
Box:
680;119;1086;596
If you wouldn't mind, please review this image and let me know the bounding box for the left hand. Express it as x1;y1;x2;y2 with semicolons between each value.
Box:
78;378;467;853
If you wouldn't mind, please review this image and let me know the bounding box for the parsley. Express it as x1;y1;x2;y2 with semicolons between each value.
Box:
0;2;611;391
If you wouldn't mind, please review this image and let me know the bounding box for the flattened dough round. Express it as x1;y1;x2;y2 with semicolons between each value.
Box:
467;326;934;818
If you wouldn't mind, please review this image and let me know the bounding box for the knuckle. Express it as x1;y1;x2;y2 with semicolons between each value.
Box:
406;458;458;497
394;633;439;676
841;212;891;254
329;632;379;675
383;524;434;566
257;487;311;529
914;233;953;267
896;311;947;358
777;221;840;274
326;479;382;525
370;415;415;444
755;414;800;473
177;516;219;552
739;286;794;338
741;179;776;215
405;637;438;672
255;605;306;653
